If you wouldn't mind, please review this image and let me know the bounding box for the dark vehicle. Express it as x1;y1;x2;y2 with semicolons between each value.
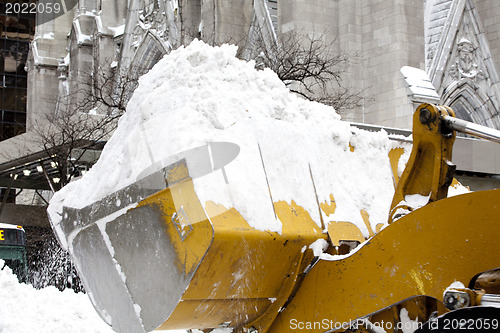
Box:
0;223;27;282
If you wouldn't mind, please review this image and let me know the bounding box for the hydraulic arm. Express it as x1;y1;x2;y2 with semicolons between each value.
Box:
389;103;500;224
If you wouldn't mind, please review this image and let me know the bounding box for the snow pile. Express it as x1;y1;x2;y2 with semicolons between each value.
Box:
0;261;191;333
48;40;400;239
404;193;431;210
448;182;470;197
0;260;113;333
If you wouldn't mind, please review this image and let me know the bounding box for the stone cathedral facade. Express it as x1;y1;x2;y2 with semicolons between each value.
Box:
20;0;500;137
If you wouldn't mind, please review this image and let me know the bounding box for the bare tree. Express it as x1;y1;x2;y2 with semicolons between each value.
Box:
30;110;115;189
248;29;364;111
29;61;140;190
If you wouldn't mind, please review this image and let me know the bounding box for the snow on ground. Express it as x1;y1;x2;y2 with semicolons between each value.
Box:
0;261;188;333
0;260;111;333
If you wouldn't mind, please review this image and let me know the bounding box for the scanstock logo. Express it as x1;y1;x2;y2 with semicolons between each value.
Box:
3;0;78;25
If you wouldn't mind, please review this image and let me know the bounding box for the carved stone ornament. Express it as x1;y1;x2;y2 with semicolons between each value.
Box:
131;0;174;49
449;37;486;81
132;24;144;49
57;57;68;80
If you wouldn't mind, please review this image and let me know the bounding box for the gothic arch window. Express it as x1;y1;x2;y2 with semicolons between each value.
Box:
449;97;479;123
443;81;497;128
129;31;168;78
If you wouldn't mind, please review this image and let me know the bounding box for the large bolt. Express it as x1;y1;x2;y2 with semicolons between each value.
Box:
420;108;432;124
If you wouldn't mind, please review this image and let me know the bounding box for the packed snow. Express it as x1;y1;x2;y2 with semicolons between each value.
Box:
0;261;193;333
48;40;411;242
0;260;113;333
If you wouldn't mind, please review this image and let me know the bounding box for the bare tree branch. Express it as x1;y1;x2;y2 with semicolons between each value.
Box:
27;57;140;189
247;28;365;111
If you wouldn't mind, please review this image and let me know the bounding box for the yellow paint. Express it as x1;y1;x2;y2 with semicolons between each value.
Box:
409;269;426;295
323;199;385;246
157;199;322;330
409;268;433;295
165;160;190;185
319;194;336;216
204;201;229;218
327;221;365;246
360;209;375;238
273;200;325;237
388;147;405;188
0;230;4;241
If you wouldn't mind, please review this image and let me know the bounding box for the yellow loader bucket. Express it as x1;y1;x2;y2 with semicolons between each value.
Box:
55;142;323;332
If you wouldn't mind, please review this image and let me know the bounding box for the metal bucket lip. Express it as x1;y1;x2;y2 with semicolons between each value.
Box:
57;174;216;331
64;189;215;332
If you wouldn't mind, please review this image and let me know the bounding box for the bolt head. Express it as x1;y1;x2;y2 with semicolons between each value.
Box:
420;108;432;124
